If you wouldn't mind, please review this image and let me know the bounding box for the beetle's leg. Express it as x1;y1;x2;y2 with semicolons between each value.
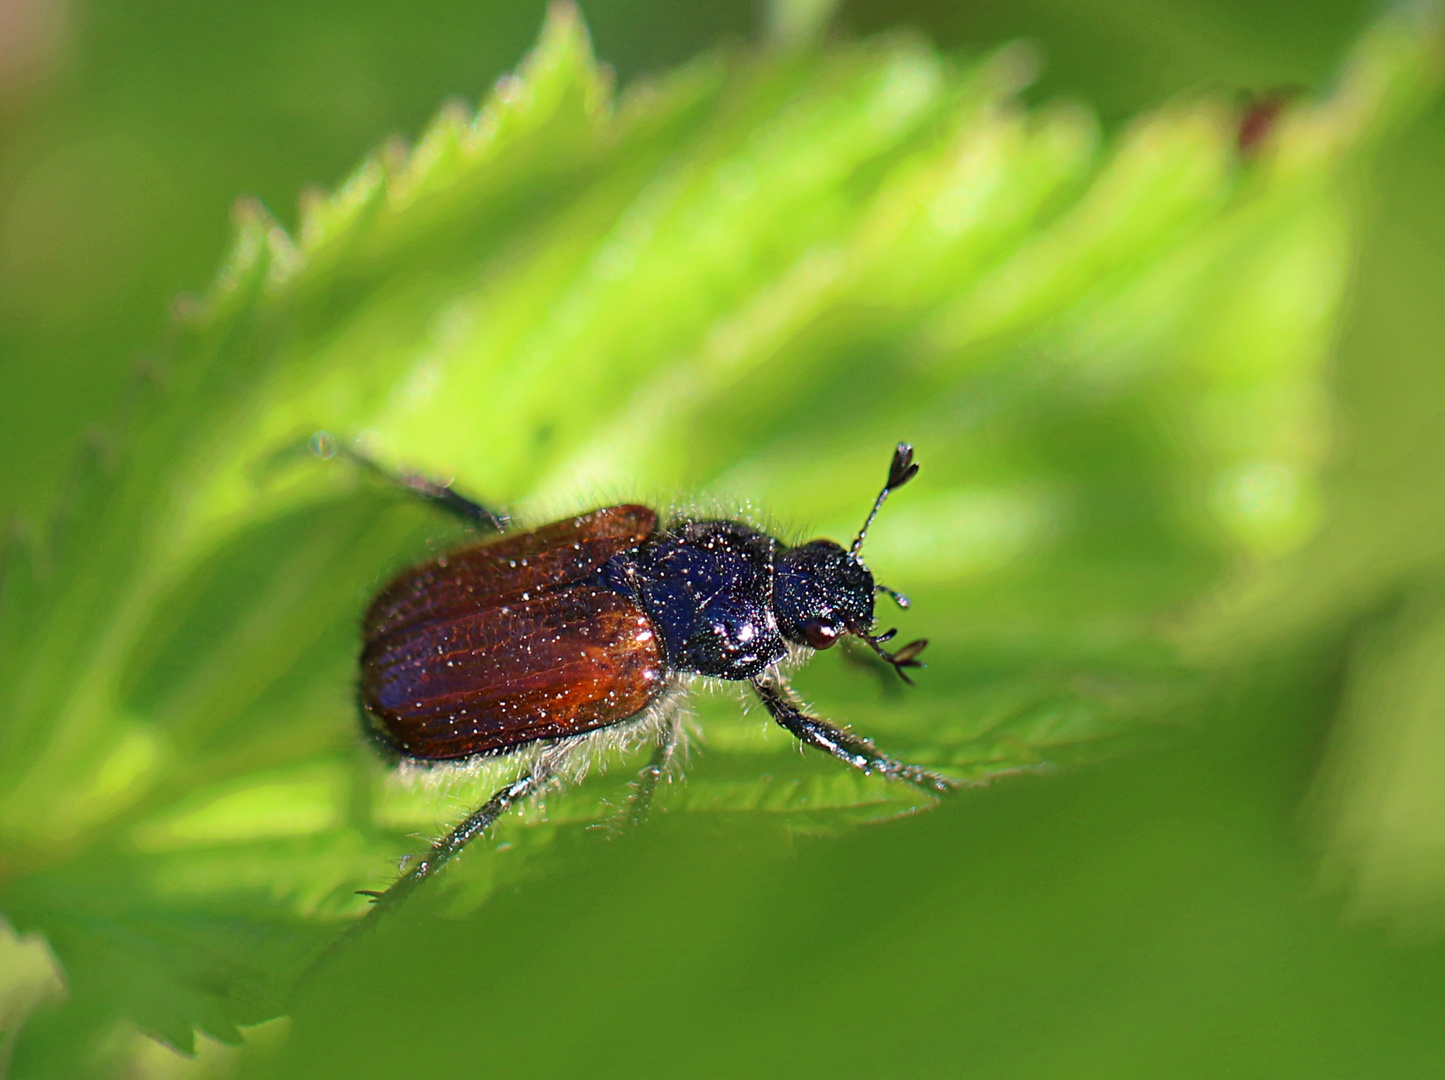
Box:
387;769;544;899
312;431;506;531
309;752;561;977
622;716;682;829
751;674;954;795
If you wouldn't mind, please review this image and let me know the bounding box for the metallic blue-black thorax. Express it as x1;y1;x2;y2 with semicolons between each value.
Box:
600;520;787;679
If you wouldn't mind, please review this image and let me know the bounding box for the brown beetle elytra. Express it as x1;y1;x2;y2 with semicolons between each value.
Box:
362;506;665;758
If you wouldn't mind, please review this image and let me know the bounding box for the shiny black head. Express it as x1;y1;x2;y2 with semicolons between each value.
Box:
775;539;875;648
774;444;929;683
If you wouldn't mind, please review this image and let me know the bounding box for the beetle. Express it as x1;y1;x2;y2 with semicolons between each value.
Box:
329;439;953;914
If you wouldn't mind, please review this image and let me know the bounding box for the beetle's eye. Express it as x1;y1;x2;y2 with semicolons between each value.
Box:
802;618;841;650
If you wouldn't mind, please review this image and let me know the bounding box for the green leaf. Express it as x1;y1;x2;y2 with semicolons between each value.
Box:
0;3;1435;1068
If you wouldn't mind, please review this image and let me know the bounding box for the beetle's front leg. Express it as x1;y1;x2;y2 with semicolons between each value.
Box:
313;431;507;532
751;675;954;795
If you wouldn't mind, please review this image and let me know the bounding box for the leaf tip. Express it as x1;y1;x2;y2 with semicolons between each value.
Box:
544;0;585;36
519;0;608;115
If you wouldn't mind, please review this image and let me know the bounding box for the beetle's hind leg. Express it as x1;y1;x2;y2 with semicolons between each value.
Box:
383;770;542;901
620;714;683;830
301;764;541;988
312;431;506;532
306;746;571;982
751;674;954;795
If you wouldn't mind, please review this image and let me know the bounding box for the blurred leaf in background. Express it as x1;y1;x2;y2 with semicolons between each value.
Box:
1;0;1444;1077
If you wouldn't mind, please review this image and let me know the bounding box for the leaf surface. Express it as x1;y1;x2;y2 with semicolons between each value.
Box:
0;4;1435;1067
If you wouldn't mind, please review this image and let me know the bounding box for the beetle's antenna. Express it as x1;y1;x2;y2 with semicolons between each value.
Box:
851;443;919;558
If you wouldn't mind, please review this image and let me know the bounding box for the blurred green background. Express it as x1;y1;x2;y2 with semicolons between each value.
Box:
4;0;1445;1077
